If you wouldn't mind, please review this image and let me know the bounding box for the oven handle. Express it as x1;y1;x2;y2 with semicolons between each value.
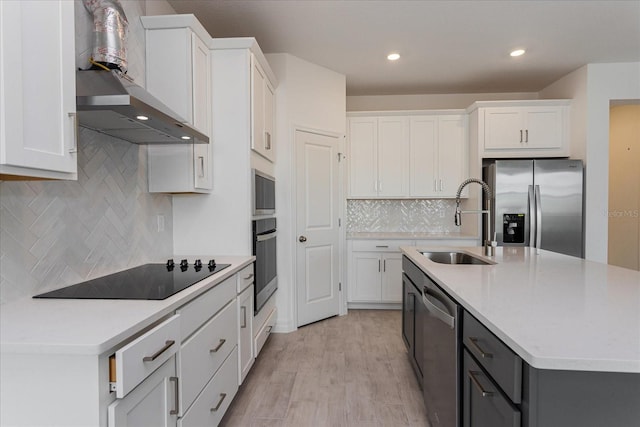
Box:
256;230;277;242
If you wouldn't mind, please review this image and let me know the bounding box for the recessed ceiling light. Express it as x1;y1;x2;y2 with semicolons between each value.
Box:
510;49;526;57
387;53;400;61
181;136;191;140
136;115;149;121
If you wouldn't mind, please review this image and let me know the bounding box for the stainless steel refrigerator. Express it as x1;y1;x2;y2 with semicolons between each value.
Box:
483;159;584;258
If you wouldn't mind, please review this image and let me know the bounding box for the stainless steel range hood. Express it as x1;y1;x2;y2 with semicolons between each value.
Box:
76;70;208;145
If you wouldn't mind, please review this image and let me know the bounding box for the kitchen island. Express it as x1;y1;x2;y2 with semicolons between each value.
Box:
401;245;640;427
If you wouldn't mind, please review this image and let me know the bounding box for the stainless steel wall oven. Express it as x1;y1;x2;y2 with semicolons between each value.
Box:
252;217;277;314
252;169;275;216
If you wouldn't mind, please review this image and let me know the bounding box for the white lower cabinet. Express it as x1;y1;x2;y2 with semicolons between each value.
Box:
108;356;178;427
179;348;238;427
238;284;254;384
348;240;413;304
381;253;403;301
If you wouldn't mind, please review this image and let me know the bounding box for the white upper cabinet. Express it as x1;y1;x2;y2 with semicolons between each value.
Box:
348;112;467;199
378;117;409;197
251;54;276;162
142;15;213;193
0;0;77;180
348;116;409;197
470;100;570;158
409;114;467;198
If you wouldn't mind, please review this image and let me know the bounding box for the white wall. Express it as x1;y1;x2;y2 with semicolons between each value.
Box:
265;53;346;332
539;66;589;161
347;92;538;111
540;62;640;262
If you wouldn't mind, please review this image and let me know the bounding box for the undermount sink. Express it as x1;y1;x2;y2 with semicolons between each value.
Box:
421;251;492;265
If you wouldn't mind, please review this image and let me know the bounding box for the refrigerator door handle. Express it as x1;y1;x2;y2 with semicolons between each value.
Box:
535;185;542;249
528;185;535;248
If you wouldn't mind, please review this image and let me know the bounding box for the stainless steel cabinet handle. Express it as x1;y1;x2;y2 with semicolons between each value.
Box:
468;370;494;397
198;156;205;177
383;259;386;272
142;340;175;362
525;129;529;143
520;129;523;143
378;259;381;272
68;112;78;153
243;273;254;280
210;339;226;353
375;245;389;248
467;337;493;358
241;306;247;329
265;131;271;150
439;179;444;191
169;376;179;415
298;235;307;242
210;393;227;412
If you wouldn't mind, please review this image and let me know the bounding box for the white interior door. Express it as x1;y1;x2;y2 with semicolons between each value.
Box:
296;130;341;327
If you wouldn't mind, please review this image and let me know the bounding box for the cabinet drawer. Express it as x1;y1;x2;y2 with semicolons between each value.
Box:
177;275;235;340
254;307;276;357
179;347;239;427
114;315;180;398
463;311;522;403
179;299;237;414
462;349;521;427
351;239;413;252
236;263;254;293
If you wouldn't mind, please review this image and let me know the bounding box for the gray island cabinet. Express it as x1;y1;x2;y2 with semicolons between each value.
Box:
401;246;640;427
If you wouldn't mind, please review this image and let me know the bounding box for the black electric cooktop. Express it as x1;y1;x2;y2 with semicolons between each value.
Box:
33;259;230;300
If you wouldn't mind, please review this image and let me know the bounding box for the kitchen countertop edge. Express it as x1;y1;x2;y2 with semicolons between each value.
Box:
0;256;255;356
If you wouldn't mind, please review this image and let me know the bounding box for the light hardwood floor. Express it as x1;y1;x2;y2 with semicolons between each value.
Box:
221;309;429;426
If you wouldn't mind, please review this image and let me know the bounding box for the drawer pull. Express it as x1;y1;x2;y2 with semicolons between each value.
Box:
375;245;389;248
210;393;227;412
243;273;254;280
467;337;493;358
142;340;175;362
169;376;179;415
210;339;226;353
468;370;494;397
267;325;273;333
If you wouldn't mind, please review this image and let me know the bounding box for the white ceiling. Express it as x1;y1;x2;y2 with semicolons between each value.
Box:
166;0;640;96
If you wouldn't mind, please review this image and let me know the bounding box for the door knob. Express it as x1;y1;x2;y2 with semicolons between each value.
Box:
299;236;307;242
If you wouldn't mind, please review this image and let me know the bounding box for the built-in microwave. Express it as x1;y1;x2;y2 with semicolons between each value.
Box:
252;169;275;216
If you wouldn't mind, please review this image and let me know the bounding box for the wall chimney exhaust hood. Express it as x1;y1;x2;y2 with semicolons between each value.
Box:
76;70;209;145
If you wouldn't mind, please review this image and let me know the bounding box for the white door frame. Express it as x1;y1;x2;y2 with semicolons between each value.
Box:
289;125;346;329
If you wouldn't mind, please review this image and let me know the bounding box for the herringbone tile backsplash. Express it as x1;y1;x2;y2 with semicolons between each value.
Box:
347;199;457;233
0;130;173;304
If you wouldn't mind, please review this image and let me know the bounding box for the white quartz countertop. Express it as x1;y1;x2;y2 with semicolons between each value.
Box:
0;256;254;356
401;246;640;373
347;232;479;240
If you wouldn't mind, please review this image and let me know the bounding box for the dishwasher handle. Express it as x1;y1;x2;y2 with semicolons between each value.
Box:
422;288;455;329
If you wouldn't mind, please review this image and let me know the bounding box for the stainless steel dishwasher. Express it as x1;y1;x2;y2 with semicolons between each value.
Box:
422;273;461;427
